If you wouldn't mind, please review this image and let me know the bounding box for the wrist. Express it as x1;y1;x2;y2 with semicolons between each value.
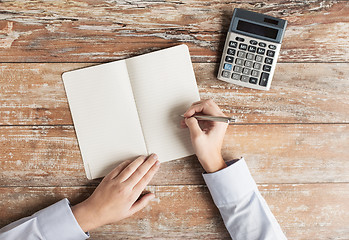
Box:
72;201;99;232
199;155;227;173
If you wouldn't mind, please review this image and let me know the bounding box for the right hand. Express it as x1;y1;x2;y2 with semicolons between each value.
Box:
181;99;228;173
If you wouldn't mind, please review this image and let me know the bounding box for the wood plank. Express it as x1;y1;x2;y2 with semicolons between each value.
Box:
1;124;348;186
0;1;348;62
0;63;348;125
0;184;348;239
198;63;349;124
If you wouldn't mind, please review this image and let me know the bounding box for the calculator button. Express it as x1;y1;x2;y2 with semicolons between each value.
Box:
248;45;256;53
255;55;263;62
239;43;247;50
244;60;253;68
269;44;277;50
265;57;273;64
236;37;245;42
237;51;246;58
233;65;243;73
229;41;238;48
235;58;244;66
223;63;232;71
263;65;271;72
246;53;254;60
249;40;258;45
253;62;262;70
259;42;266;47
225;56;234;63
257;48;266;55
222;71;230;78
249;77;258;84
259;72;269;86
240;75;249;82
251;70;259;77
266;50;275;57
231;73;240;80
242;68;251;75
227;48;236;56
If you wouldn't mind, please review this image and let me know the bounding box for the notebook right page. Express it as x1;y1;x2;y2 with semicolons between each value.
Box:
126;45;200;162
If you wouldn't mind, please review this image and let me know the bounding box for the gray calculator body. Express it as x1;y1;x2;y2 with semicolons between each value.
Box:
217;8;287;90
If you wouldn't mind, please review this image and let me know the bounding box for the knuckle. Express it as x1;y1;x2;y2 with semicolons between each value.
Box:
136;155;146;163
122;168;133;177
117;184;129;195
133;170;144;179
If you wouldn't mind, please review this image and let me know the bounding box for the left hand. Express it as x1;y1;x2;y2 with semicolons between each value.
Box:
72;154;160;232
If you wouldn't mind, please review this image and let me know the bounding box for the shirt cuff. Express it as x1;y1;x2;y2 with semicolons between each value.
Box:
33;198;89;240
202;158;257;207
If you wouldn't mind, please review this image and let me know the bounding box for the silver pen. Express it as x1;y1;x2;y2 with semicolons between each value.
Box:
180;114;236;124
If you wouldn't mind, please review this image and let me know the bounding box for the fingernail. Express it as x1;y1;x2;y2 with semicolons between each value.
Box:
152;154;158;159
155;160;161;166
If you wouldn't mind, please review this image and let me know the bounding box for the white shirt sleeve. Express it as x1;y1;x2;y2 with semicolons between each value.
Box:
0;198;89;240
203;158;287;240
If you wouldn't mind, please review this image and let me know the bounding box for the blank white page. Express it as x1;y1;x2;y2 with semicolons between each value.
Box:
126;45;200;162
62;61;147;179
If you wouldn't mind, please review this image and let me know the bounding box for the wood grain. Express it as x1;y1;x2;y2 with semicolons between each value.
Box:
1;124;348;186
0;63;348;126
1;184;348;239
0;1;348;238
0;0;348;62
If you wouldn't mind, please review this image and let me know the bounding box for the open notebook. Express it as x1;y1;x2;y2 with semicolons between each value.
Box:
62;45;200;179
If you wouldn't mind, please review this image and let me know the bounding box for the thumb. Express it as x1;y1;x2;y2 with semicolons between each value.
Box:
185;117;202;138
130;193;155;215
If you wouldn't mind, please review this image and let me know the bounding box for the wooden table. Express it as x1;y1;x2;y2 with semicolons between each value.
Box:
1;1;348;239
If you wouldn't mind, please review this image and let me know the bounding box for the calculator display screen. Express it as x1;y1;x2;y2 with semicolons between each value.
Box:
237;20;278;39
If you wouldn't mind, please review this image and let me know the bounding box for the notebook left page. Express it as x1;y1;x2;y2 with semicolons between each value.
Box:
62;61;147;179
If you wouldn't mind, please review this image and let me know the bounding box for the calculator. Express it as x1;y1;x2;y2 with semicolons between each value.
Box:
217;8;287;90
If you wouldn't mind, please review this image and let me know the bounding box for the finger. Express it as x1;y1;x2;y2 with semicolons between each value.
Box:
130;192;155;215
105;158;133;181
132;160;160;194
180;119;187;128
126;154;159;187
201;99;226;116
185;117;203;139
191;100;203;106
182;100;204;117
184;99;224;118
183;104;204;117
115;155;147;183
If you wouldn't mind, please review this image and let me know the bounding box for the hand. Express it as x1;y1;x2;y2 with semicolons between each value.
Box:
181;99;228;173
72;154;160;232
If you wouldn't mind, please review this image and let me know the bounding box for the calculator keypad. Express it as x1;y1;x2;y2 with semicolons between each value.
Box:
225;56;234;63
227;48;236;55
220;33;279;89
229;41;237;48
239;43;247;50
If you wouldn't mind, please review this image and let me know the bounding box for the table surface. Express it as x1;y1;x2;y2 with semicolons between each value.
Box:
0;1;349;239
